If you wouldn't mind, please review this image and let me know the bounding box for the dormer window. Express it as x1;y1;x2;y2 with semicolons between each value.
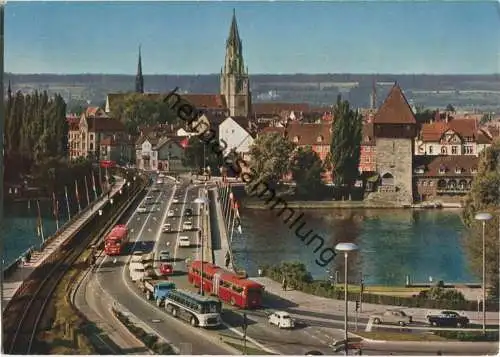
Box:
455;167;462;174
293;136;300;143
317;135;324;143
439;165;447;174
471;167;477;174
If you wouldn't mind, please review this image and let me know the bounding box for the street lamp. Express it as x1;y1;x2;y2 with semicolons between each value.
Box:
474;212;492;333
335;242;358;355
194;196;209;296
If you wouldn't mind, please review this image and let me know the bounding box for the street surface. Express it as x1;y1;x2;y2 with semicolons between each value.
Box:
85;176;498;356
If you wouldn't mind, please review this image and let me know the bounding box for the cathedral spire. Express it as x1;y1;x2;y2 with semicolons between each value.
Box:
227;9;241;49
135;45;144;94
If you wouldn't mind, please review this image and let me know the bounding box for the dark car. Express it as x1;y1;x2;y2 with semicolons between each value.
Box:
427;311;469;327
184;208;193;216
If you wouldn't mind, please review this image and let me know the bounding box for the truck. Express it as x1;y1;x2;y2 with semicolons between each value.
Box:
141;278;176;306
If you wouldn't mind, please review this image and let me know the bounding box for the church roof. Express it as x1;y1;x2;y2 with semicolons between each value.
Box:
372;83;416;125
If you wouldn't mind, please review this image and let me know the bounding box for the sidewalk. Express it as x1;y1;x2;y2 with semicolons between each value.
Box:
251;277;500;325
211;188;234;271
2;178;126;310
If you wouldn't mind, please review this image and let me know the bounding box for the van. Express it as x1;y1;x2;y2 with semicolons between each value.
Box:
178;236;191;247
129;262;146;282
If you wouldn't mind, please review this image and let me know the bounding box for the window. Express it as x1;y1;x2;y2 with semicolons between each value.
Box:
451;146;457;155
455;167;462;174
293;136;300;143
464;146;473;154
90;143;94;150
441;147;447;154
428;146;433;154
471;168;477;174
439;166;446;174
317;136;323;143
90;134;94;141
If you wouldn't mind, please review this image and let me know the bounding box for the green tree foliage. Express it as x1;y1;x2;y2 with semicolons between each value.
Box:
462;140;500;298
181;136;222;174
4;90;68;181
290;146;324;198
330;95;363;189
110;93;179;135
445;104;455;112
246;132;295;193
414;106;437;126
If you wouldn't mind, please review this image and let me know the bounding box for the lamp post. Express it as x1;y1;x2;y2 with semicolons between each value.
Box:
335;242;358;355
474;212;492;333
194;196;209;296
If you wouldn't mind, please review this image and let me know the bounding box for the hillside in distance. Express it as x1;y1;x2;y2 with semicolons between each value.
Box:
5;73;500;111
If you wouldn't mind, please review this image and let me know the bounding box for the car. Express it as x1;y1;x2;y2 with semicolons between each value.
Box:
268;311;295;329
427;311;469;327
167;210;175;217
145;195;154;200
159;263;174;276
157;179;164;184
158;173;165;178
184;208;193;216
178;236;191;247
182;221;193;230
159;250;171;262
162;223;172;233
370;309;412;326
142;253;154;263
131;251;143;263
137;207;147;213
172;199;179;203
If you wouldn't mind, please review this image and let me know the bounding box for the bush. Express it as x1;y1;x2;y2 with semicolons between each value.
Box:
434;331;499;341
155;342;176;354
263;263;499;311
142;334;158;348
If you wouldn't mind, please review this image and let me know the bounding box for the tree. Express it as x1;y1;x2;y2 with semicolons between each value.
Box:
462;140;500;298
290;146;324;198
414;106;437;126
246;132;295;193
110;93;179;135
329;95;363;191
445;104;455;112
182;136;222;174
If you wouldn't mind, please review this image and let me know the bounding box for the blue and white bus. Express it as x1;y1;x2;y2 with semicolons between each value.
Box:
163;289;222;328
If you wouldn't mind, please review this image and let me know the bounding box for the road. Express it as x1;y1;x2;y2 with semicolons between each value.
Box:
92;178;237;355
88;176;499;356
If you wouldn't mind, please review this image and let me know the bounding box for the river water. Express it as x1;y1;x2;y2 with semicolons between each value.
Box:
230;208;478;286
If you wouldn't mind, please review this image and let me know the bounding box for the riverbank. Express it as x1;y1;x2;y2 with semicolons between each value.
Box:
244;200;463;210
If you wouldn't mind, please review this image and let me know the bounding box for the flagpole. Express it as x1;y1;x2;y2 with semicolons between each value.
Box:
75;179;81;212
225;190;233;222
92;172;98;200
36;199;45;243
85;176;91;206
222;183;228;216
227;200;234;234
230;202;237;243
65;186;71;220
53;192;60;231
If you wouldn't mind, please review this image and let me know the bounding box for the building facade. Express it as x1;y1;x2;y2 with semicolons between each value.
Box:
135;135;187;172
371;84;417;205
218;116;254;156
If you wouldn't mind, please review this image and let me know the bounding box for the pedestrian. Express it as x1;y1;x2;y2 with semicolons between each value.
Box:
282;277;287;291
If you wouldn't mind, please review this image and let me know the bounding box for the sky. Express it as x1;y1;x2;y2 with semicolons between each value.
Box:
4;1;500;75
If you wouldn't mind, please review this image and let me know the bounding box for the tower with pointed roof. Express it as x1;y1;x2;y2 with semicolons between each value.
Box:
135;45;144;94
220;10;251;117
371;82;417;205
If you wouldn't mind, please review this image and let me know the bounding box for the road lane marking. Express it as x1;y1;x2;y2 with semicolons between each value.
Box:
173;185;192;265
365;317;373;332
153;184;177;269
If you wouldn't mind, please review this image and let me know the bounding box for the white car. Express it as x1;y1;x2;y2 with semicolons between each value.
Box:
182;221;193;230
172;199;179;203
167;210;174;217
162;223;172;233
137;207;147;213
157;179;164;184
131;251;143;263
268;311;295;329
129;262;146;281
178;236;191;247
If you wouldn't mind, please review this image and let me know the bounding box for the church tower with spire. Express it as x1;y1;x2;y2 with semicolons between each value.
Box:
220;10;250;117
135;45;144;94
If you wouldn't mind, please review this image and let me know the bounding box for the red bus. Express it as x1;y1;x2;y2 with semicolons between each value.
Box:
188;260;264;309
104;224;129;256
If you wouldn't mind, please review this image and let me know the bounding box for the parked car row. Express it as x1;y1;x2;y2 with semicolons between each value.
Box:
369;309;469;328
